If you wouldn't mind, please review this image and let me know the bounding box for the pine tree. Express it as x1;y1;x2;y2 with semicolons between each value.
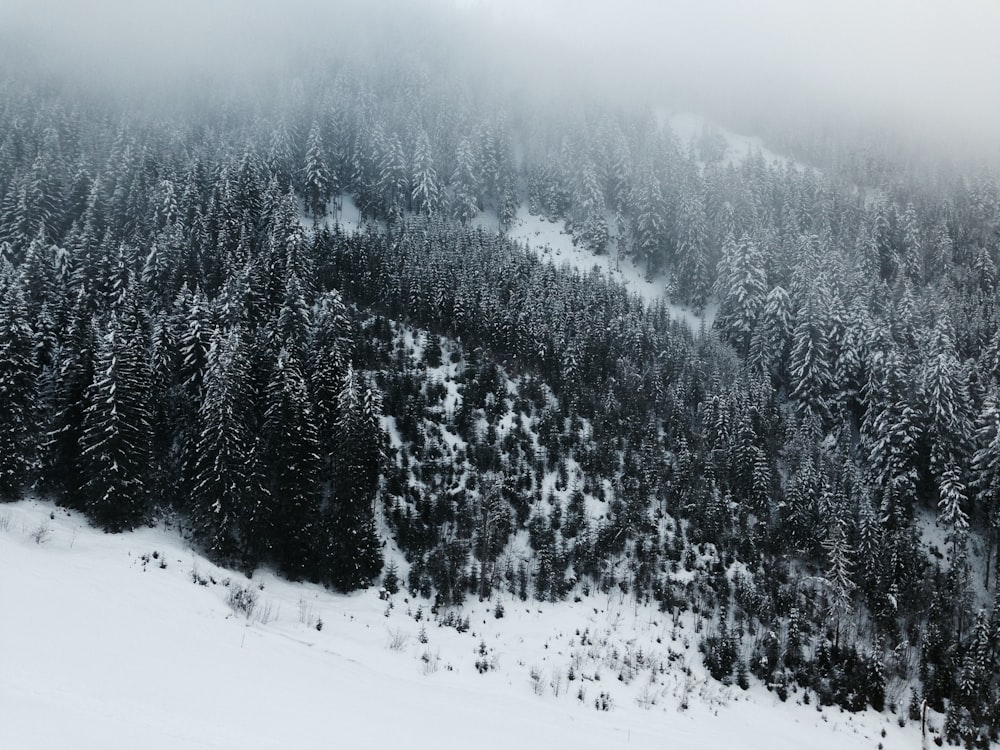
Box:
633;168;665;279
715;233;767;358
410;129;440;217
938;465;970;532
748;285;792;385
191;327;267;565
971;391;1000;586
864;351;922;528
897;202;922;282
327;364;384;591
823;517;854;612
451;136;479;225
573;162;609;254
261;349;322;579
78;310;152;532
308;290;352;475
672;191;712;310
378;132;407;223
267;118;295;190
303;123;331;221
922;316;972;478
0;273;37;498
788;287;833;421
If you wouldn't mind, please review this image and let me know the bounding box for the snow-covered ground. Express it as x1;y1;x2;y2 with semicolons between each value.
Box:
1;500;926;750
659;110;808;172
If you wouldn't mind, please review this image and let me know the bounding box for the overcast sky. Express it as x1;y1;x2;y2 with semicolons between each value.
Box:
2;0;998;152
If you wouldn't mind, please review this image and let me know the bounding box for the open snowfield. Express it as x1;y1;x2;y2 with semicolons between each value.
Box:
1;500;926;750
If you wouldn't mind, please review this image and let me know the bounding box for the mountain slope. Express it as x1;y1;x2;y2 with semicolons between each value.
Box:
1;500;925;749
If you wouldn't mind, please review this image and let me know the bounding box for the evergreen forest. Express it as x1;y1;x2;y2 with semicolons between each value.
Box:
2;10;1000;745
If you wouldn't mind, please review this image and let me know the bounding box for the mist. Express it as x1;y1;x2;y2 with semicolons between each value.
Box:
472;0;1000;155
2;0;999;157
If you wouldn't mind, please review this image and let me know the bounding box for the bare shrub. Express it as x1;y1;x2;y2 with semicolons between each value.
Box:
551;667;564;697
420;649;440;675
530;665;545;696
298;596;317;628
30;522;51;545
255;598;277;625
387;627;409;651
226;583;259;620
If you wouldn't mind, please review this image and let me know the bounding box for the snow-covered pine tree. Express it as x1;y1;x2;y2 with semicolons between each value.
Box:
971;391;1000;585
672;191;712;310
938;464;970;533
633;167;665;279
715;232;767;358
307;289;352;478
788;286;833;421
327;363;384;591
267;117;295;190
191;326;268;565
748;284;792;386
823;517;855;611
378;131;407;224
303;123;331;222
573;162;608;254
410;129;440;217
261;348;322;579
863;349;922;528
451;136;479;225
0;270;37;498
922;315;972;479
78;308;153;532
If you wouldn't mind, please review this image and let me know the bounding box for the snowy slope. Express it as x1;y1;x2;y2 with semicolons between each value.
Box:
660;110;808;171
1;501;928;750
474;206;717;333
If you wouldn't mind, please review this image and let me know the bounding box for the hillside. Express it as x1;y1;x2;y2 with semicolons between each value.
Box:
1;500;922;750
2;2;1000;747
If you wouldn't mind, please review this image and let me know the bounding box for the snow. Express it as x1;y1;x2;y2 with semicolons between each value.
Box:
330;194;365;234
299;194;368;235
1;500;929;750
659;110;809;171
474;206;717;333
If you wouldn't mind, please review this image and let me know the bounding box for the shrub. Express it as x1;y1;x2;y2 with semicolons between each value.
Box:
226;583;259;620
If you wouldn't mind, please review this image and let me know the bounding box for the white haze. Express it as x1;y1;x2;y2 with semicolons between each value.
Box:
2;0;999;156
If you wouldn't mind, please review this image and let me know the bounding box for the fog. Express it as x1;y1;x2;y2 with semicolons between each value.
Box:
2;0;999;155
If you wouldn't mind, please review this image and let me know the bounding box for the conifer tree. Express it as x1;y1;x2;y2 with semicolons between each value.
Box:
922;316;972;478
261;349;322;579
304;124;332;222
633;168;665;279
327;364;384;591
451;136;479;225
788;287;833;421
748;285;792;385
715;233;767;358
672;191;712;309
573;162;609;254
191;327;267;564
79;309;152;531
0;273;37;497
378;132;407;223
410;129;440;216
